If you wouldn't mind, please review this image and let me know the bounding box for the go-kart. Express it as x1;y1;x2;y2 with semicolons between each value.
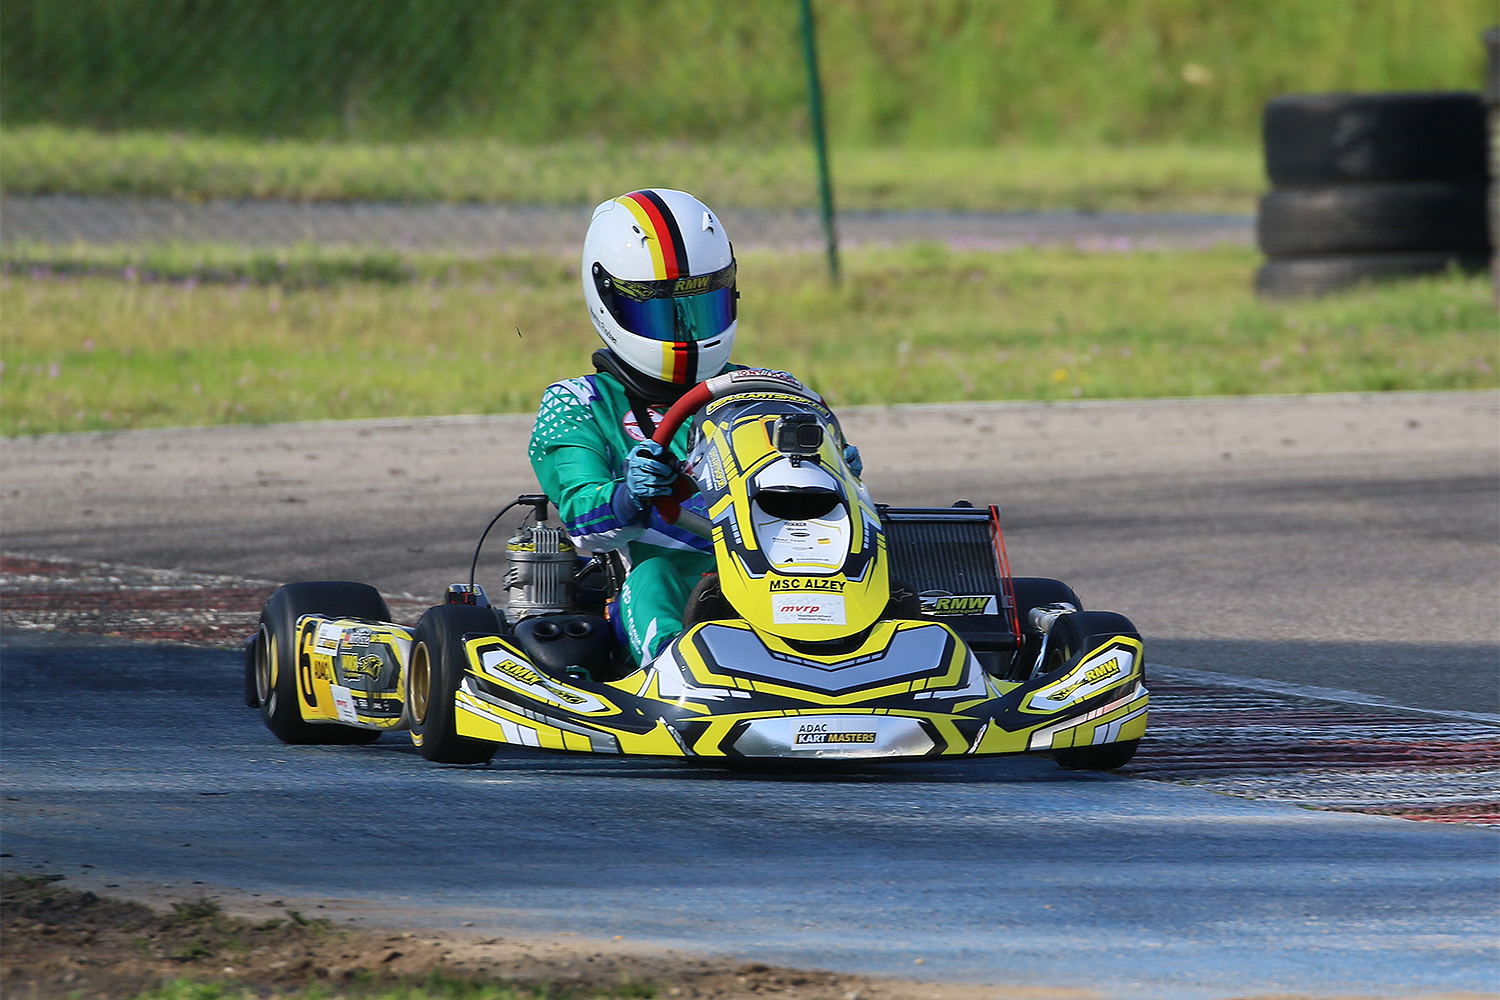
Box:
245;370;1147;768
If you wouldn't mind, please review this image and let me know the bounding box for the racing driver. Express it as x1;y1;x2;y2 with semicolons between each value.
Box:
528;188;860;667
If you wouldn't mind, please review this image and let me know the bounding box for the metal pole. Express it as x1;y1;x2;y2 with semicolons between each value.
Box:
798;0;839;283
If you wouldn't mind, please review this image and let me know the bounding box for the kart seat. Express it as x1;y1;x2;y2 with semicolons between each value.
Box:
682;572;739;628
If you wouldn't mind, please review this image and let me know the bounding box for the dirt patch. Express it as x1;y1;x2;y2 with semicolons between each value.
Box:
0;876;1094;1000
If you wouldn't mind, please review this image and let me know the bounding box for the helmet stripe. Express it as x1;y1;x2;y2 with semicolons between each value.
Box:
657;340;695;383
615;196;668;279
634;190;689;279
619;190;689;279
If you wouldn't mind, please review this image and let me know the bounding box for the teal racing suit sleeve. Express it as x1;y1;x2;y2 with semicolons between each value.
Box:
529;381;649;552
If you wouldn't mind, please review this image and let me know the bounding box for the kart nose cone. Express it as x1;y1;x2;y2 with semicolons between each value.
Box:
731;715;936;759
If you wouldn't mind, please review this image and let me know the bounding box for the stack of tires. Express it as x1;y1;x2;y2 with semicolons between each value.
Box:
1255;92;1492;296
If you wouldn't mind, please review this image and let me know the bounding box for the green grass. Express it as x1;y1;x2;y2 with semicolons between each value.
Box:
1;126;1263;212
3;245;1493;436
2;1;1488;145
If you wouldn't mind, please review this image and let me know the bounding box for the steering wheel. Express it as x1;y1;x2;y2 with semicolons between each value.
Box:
649;370;822;527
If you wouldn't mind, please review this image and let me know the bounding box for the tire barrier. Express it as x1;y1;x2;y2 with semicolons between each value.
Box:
1256;89;1493;297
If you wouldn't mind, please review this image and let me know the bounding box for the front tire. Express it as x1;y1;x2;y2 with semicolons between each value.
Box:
256;581;390;746
1034;609;1143;772
1053;739;1140;771
408;604;502;764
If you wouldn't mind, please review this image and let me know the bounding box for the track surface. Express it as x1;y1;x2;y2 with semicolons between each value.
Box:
2;392;1498;997
4;391;1495;711
3;630;1497;1000
0;195;1252;253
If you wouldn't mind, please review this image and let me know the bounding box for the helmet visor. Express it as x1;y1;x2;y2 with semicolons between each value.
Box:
593;260;737;343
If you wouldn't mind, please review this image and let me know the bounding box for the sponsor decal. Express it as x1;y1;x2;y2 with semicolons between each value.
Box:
346;627;373;647
329;684;359;724
707;447;729;491
1085;660;1121;684
314;621;342;653
793;722;876;745
340;653;384;679
1024;643;1136;713
478;649;609;713
920;594;999;616
732;368;801;385
490;657;544;686
733;715;936;757
622;408;666;443
772;592;846;625
769;576;845;593
672;273;713;294
705;391;815;413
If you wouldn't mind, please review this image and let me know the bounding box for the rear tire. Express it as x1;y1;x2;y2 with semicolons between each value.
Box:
408;604;502;765
256;581;390;746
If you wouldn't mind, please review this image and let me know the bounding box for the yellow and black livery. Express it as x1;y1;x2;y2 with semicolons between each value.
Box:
247;371;1147;769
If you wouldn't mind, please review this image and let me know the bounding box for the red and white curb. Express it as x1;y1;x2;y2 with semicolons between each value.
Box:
1126;671;1499;827
4;553;1496;827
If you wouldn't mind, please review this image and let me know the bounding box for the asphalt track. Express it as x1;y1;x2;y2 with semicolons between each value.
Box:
0;195;1252;253
4;391;1496;711
3;630;1497;1000
2;391;1498;997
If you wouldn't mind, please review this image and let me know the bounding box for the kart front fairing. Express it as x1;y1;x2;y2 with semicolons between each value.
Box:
682;391;888;643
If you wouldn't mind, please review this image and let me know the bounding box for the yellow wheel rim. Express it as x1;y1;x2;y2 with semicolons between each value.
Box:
409;641;432;726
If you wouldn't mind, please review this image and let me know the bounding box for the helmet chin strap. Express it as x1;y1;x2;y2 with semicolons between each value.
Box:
591;349;696;405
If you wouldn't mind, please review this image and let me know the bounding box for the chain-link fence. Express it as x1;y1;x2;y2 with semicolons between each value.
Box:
0;1;1486;254
4;1;1487;147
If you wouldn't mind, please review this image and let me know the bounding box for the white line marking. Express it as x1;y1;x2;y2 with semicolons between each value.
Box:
1152;664;1500;726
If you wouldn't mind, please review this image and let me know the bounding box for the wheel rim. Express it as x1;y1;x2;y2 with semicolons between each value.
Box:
256;625;276;712
409;641;432;726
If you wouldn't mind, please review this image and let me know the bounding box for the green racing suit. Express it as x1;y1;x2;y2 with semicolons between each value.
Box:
528;369;719;666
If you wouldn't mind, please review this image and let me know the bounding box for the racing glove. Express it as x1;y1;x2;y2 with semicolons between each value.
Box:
612;439;677;525
843;443;864;478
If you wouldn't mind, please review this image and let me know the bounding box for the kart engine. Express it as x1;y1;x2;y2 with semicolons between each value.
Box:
503;519;576;617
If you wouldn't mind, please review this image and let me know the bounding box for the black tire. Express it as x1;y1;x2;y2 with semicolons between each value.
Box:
1255;252;1489;297
255;581;390;746
1012;578;1083;618
1054;740;1140;772
243;633;260;708
408;604;502;765
1031;609;1135;680
1256;184;1490;256
1264;92;1487;186
1033;609;1143;772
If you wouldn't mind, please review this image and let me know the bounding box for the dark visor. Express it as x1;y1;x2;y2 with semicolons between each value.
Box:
592;260;737;343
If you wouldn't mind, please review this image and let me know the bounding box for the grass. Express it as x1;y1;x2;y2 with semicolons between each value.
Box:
2;244;1493;436
1;126;1263;213
2;1;1487;145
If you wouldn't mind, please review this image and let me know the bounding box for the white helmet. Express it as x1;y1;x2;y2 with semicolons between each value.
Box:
582;189;737;386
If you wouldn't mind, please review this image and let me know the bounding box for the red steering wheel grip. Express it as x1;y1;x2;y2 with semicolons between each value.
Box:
648;373;818;523
651;382;715;448
650;382;713;524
